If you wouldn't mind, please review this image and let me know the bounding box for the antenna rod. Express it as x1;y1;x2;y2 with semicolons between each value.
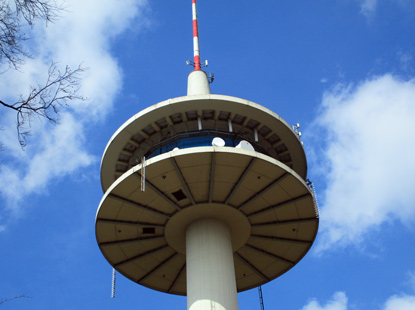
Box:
111;268;116;298
192;0;201;70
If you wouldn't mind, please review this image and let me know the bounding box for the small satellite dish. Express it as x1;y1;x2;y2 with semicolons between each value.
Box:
235;140;255;151
172;147;180;151
212;137;225;147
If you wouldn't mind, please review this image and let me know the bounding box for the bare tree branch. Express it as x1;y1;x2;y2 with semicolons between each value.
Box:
0;1;63;70
0;63;86;147
0;2;27;69
0;294;31;305
0;1;86;148
13;0;61;25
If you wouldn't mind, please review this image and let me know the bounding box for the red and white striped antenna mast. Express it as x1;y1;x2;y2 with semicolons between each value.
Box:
192;0;201;70
188;0;208;70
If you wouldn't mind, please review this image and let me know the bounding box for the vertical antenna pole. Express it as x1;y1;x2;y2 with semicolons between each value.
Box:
111;268;116;298
258;286;265;310
192;0;201;70
141;156;146;192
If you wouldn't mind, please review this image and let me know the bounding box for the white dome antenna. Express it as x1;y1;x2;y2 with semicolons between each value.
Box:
212;137;225;146
235;140;255;152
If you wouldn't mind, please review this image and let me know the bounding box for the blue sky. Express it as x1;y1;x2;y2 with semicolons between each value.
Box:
1;0;415;309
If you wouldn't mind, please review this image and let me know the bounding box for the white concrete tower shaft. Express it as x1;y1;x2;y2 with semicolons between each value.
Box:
188;4;231;306
186;218;239;310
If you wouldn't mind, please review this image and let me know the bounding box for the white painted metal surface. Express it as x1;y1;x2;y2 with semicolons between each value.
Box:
186;218;238;310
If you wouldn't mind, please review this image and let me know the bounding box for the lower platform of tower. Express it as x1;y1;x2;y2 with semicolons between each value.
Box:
96;146;319;309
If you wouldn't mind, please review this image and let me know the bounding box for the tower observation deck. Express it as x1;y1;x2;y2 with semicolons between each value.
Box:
95;1;319;310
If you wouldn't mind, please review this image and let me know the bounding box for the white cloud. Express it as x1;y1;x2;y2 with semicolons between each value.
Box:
383;295;415;310
0;113;94;206
301;291;415;310
37;0;149;120
407;271;415;291
359;0;378;17
0;0;150;226
397;51;413;73
302;292;348;310
309;74;415;252
356;0;415;18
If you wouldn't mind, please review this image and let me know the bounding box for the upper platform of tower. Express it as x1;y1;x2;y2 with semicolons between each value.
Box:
100;71;308;192
99;0;308;192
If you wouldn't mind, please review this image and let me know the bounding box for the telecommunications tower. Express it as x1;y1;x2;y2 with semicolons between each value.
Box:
95;1;319;310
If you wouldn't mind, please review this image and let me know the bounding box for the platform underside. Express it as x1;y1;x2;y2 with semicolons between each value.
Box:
95;147;318;295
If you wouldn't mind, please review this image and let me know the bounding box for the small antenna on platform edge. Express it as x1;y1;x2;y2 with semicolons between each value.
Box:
141;156;146;192
111;268;116;298
258;285;265;310
306;179;320;218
